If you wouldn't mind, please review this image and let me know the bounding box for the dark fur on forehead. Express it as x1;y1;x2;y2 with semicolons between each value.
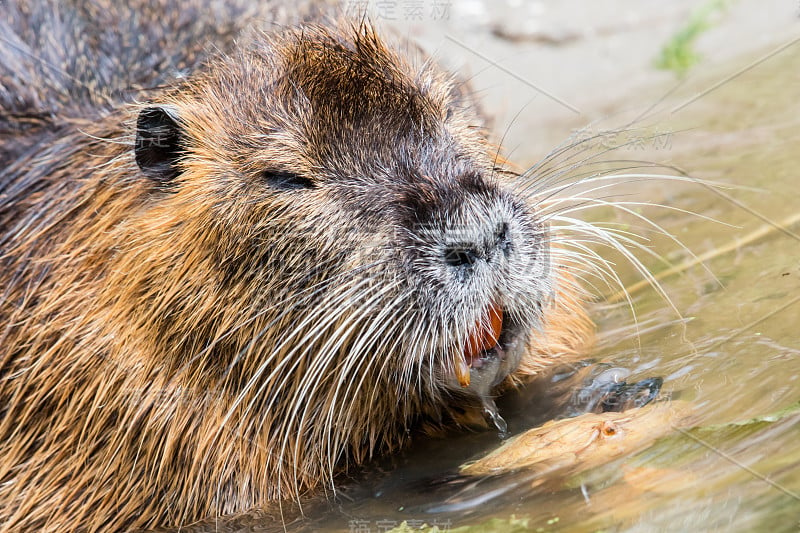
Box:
279;24;440;134
397;170;496;226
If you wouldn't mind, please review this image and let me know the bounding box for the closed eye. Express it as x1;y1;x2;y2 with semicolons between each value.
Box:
262;170;316;190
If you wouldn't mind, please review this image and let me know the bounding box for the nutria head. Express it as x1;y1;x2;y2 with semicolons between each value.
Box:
127;23;552;400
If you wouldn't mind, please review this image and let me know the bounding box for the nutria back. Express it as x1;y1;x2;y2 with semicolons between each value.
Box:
0;1;591;531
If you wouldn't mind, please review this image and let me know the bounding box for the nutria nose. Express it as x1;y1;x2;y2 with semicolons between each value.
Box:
443;222;510;268
444;244;480;267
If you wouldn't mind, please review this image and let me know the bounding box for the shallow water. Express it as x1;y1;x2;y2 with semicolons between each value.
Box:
179;21;800;533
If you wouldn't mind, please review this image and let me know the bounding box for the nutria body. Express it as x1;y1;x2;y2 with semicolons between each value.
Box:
0;1;592;531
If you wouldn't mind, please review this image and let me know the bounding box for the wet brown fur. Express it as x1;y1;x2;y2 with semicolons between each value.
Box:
0;1;592;531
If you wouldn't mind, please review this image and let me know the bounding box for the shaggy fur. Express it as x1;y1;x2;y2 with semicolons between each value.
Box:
0;1;592;531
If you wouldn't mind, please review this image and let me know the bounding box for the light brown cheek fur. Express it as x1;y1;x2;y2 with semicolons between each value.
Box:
517;269;595;379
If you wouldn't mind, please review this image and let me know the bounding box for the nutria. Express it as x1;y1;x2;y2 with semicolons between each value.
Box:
0;1;592;531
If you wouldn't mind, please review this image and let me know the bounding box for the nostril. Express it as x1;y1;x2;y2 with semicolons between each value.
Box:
496;222;511;254
496;222;508;242
444;244;480;267
443;222;511;269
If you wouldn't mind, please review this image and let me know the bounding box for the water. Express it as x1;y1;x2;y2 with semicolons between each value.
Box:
481;397;509;439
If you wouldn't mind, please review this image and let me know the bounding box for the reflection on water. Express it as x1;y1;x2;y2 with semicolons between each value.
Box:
179;41;800;533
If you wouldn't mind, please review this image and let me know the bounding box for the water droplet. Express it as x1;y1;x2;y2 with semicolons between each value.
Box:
481;397;508;438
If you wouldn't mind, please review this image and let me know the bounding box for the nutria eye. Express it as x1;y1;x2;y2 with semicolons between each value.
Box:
263;170;315;190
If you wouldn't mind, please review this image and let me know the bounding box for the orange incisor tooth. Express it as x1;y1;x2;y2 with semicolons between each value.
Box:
455;356;471;387
457;303;503;387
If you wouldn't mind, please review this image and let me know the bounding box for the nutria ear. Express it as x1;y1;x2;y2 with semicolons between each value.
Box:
135;106;184;184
